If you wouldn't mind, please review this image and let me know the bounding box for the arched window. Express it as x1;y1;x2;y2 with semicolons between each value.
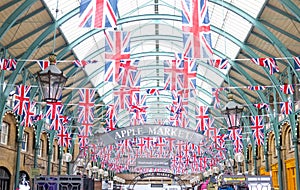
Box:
0;167;11;190
0;122;9;145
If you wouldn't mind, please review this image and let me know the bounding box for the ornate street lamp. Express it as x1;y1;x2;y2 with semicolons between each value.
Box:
221;93;244;129
37;54;67;102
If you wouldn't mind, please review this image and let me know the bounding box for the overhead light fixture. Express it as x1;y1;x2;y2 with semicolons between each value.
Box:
221;93;244;129
37;54;67;102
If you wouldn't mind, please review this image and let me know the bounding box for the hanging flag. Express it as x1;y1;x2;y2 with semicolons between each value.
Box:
195;105;210;132
253;103;269;110
13;85;31;116
163;59;184;91
57;126;72;147
280;84;294;94
247;85;266;91
146;88;163;96
78;89;95;124
280;101;292;115
251;116;264;145
106;104;118;131
228;127;243;153
181;0;213;59
73;60;97;68
79;0;118;28
118;59;140;87
293;56;300;71
21;102;35;127
0;58;17;70
36;60;50;70
209;59;229;69
211;87;224;109
128;91;147;125
250;58;279;75
45;101;63;120
104;30;130;61
104;31;131;83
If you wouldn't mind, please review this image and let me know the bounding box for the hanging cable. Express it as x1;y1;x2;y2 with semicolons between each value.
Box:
52;0;59;54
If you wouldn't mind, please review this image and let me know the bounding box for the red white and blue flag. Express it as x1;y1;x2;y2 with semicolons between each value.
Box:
21;101;35;127
181;0;213;59
146;88;163;96
251;116;264;145
79;0;118;29
36;60;50;70
280;101;292;115
247;85;266;91
128;91;147;125
14;85;31;116
45;101;63;120
195;105;209;132
253;103;269;110
164;60;184;91
293;56;300;71
118;59;140;87
0;58;17;70
250;58;279;75
78;89;95;124
104;31;131;83
57;126;72;147
280;84;294;94
73;60;97;68
209;59;229;69
106;104;118;131
228;127;243;153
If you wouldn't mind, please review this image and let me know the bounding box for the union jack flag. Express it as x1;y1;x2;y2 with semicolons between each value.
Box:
104;30;130;61
128;91;147;125
57;126;72;147
293;56;300;71
209;59;229;69
106;104;117;131
228;127;243;153
181;59;197;90
251;116;264;145
146;88;163;96
250;58;279;75
280;101;292;115
247;85;266;91
211;87;223;109
195;105;209;132
253;103;269;110
79;0;117;28
164;60;184;91
118;59;140;87
181;0;213;59
45;101;62;120
280;84;294;94
13;85;31;116
36;60;50;70
0;58;17;70
78;89;95;124
21;101;35;127
73;60;97;68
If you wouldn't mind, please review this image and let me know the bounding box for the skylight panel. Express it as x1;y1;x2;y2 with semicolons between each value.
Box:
225;0;266;18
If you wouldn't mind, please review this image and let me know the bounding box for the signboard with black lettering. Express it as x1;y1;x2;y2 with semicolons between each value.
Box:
151;184;163;188
136;158;170;168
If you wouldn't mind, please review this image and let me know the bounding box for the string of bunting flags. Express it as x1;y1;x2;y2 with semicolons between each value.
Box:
0;56;299;71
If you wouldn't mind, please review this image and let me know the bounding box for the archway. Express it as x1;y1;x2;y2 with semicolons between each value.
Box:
0;166;11;190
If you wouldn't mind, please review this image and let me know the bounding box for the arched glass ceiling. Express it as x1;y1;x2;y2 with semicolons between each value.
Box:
43;0;266;107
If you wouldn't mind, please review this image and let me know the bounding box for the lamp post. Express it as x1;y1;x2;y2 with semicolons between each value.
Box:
98;168;104;181
37;54;67;102
234;152;245;175
225;158;234;174
221;93;244;129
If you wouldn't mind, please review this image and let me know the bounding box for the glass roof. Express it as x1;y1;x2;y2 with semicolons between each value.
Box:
43;0;266;119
